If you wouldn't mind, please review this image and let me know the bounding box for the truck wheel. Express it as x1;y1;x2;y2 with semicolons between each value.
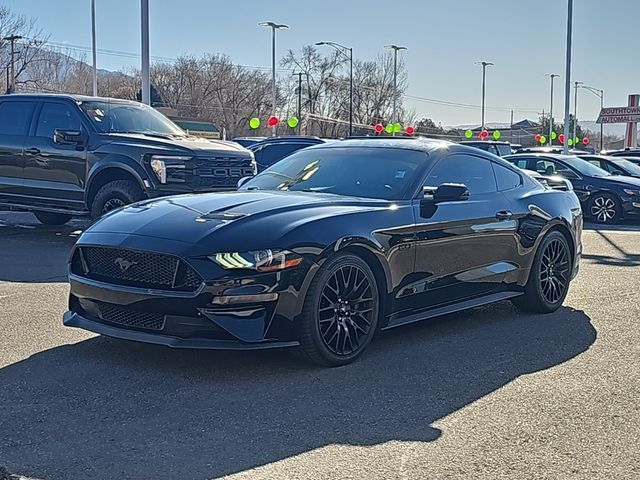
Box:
90;180;144;219
33;211;72;226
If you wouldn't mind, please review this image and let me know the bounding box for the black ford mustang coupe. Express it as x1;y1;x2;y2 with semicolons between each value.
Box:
64;139;583;366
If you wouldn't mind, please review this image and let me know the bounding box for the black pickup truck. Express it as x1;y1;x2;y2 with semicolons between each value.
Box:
0;93;255;225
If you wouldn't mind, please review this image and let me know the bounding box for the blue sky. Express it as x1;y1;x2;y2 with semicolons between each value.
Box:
4;0;636;126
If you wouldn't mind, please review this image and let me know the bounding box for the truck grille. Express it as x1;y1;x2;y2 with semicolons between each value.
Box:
72;247;203;292
190;157;255;188
96;301;165;331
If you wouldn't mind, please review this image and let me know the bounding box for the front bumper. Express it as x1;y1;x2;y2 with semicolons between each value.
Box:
621;198;640;217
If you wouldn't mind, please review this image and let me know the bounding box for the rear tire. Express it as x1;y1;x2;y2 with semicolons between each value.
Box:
294;253;380;367
513;231;572;313
33;211;72;225
90;180;144;219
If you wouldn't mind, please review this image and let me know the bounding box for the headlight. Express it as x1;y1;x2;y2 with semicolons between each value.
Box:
149;155;191;184
623;188;640;196
210;249;303;272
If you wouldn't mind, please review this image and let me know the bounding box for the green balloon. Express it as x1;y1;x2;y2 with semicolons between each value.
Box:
492;130;501;140
249;117;260;129
393;123;402;133
287;117;299;128
385;124;394;134
568;138;574;146
464;129;473;138
540;135;547;144
574;137;579;144
551;132;557;140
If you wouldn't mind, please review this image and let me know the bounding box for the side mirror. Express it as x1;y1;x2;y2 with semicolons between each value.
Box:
423;183;470;203
54;129;85;146
237;176;252;188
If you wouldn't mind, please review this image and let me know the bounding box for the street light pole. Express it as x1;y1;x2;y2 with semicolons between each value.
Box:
475;61;494;131
3;35;22;93
562;0;574;154
580;85;605;151
546;73;560;145
140;0;150;105
385;44;407;135
573;80;583;141
315;41;353;136
259;21;289;136
91;0;97;96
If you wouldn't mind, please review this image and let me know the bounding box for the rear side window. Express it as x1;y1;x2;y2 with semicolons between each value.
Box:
259;143;306;169
425;154;497;195
0;101;35;136
36;102;82;139
492;163;522;191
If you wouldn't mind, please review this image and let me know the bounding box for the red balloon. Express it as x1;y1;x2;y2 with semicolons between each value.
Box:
479;130;489;139
558;134;565;144
374;123;384;133
582;137;590;145
405;125;415;135
267;115;279;128
535;134;542;142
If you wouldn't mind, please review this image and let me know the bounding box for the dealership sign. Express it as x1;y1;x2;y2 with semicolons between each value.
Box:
597;94;640;148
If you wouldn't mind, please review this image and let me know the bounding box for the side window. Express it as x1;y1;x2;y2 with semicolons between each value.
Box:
424;154;497;195
534;159;578;179
0;101;35;136
35;102;82;139
487;145;499;155
496;144;512;157
493;163;522;191
587;159;606;170
261;143;304;168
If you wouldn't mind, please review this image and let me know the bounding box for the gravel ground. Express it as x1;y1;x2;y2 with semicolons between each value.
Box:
0;211;638;480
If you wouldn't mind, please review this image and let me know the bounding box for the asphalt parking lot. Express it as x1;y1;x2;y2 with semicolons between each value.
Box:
0;211;639;480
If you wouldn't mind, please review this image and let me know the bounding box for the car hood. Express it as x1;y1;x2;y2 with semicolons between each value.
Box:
104;133;251;155
593;175;640;188
86;191;391;251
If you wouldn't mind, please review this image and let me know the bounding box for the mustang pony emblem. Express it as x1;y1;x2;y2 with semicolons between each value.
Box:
114;257;138;272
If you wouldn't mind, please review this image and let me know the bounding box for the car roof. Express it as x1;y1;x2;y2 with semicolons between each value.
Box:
504;153;581;162
2;93;142;105
459;140;511;145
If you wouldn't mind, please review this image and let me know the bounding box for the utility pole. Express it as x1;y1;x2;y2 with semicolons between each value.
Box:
573;81;583;141
293;72;303;135
546;73;560;145
510;109;514;144
91;0;98;96
259;22;289;136
315;42;354;136
140;0;150;104
385;44;408;135
3;35;22;93
562;0;574;154
475;61;494;131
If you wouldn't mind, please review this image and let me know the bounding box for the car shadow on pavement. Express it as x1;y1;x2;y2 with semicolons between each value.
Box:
0;214;86;283
0;302;596;480
582;229;640;267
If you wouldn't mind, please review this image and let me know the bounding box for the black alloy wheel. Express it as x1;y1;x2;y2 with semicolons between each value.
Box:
295;253;380;366
589;193;621;224
539;237;570;304
513;230;572;313
318;264;375;356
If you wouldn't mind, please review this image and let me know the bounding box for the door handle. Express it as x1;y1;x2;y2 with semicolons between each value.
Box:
495;210;514;221
24;148;41;156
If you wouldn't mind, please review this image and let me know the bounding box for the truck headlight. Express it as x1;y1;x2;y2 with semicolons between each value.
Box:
149;155;191;184
210;249;303;272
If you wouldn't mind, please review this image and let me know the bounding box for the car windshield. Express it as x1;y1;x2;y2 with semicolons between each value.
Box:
561;156;610;177
240;146;428;200
78;100;186;137
613;158;640;175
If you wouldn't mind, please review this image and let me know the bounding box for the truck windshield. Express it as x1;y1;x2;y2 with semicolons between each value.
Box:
78;101;186;137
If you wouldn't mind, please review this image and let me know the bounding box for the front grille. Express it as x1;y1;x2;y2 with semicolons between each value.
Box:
188;157;255;188
96;301;165;331
72;247;203;291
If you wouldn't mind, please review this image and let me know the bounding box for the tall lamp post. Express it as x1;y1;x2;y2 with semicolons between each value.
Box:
259;21;289;136
384;44;407;135
546;73;560;145
316;41;353;136
580;85;604;151
573;81;583;141
3;35;22;93
562;0;574;154
475;61;494;131
91;0;97;96
140;0;150;105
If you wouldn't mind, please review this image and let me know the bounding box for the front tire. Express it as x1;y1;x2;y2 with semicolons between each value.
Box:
513;231;572;313
295;253;380;367
33;211;72;225
90;180;144;219
589;192;621;224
